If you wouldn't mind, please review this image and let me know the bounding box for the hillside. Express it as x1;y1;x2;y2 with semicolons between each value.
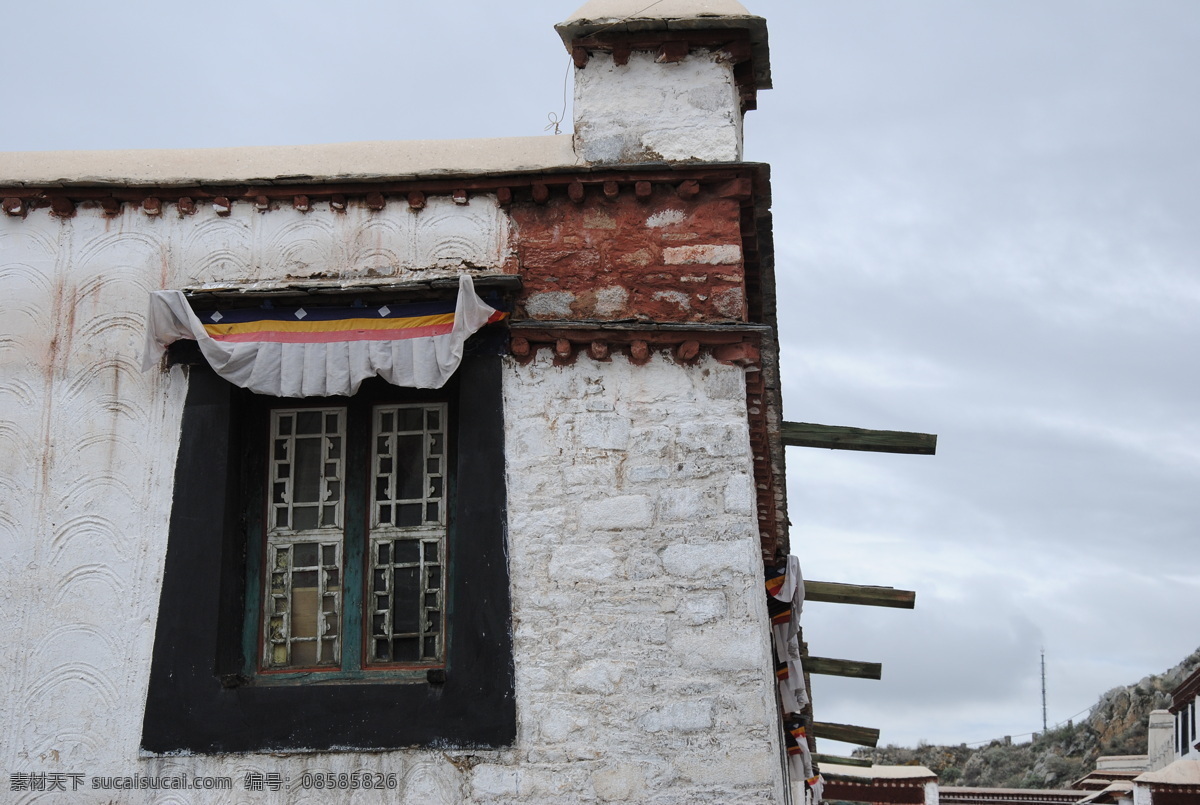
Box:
854;647;1200;789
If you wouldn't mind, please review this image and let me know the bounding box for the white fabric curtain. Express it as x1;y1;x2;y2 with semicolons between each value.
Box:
142;274;499;396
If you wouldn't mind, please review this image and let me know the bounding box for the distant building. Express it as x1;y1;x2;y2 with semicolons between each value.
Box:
1128;665;1200;805
821;763;938;805
1168;667;1200;762
940;787;1085;805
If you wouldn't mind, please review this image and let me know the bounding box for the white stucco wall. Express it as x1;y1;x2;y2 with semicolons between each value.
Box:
0;205;783;803
573;50;744;165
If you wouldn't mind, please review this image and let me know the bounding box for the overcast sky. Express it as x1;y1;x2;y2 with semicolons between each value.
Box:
3;0;1197;754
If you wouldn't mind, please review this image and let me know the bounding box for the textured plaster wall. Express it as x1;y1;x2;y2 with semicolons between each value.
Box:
573;50;743;165
0;204;782;803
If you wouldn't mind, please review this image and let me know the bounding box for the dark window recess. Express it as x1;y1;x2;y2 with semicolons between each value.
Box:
141;345;514;753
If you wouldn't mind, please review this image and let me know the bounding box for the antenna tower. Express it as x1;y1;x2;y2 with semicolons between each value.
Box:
1041;647;1047;732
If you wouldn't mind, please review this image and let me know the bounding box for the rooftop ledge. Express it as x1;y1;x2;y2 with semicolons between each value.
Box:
0;135;585;189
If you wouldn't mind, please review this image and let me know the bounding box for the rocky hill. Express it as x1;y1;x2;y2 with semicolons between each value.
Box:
854;647;1200;789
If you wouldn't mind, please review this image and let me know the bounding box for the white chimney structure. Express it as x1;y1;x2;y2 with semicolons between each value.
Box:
559;0;770;164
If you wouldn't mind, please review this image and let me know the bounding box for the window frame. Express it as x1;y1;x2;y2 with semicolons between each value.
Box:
141;341;515;754
243;390;456;683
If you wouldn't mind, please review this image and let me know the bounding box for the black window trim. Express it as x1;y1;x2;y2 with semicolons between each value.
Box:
141;343;515;754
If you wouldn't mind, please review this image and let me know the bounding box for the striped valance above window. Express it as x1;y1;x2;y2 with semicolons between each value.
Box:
142;273;504;397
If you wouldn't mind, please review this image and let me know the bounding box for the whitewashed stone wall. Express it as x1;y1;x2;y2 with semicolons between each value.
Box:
496;353;784;803
573;50;744;165
0;205;782;803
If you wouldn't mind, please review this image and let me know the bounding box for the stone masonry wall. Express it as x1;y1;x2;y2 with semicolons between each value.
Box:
491;353;784;804
513;191;746;323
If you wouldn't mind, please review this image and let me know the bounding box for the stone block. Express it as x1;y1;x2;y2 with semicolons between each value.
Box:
569;659;625;695
577;413;631;450
677;421;749;457
675;750;777;787
592;763;647;801
549;544;620;583
723;473;756;515
678;591;728;625
658;485;714;522
661;541;754;578
538;704;591;742
626;463;671;483
593;285;629;316
671;626;767;671
581;495;653;530
640;699;714;733
626;425;673;458
646;208;687;228
662;244;742;265
524;290;575;318
471;764;520;798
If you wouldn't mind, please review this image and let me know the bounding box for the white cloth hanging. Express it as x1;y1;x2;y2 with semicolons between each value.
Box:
141;273;500;397
771;555;809;711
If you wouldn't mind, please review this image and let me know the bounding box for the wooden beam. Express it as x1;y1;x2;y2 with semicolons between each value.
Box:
813;753;872;768
781;421;937;455
812;721;881;748
805;581;916;610
805;656;882;680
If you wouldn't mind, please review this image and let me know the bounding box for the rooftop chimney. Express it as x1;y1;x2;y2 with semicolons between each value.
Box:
556;0;771;165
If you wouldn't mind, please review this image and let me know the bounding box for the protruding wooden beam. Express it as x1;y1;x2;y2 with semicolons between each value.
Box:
657;40;689;63
782;421;937;455
49;196;75;217
805;656;882;681
812;721;881;748
805;581;916;610
674;340;700;362
813;753;872;769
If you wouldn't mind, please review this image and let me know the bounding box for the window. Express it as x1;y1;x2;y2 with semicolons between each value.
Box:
142;339;514;753
248;396;451;679
1190;700;1197;755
